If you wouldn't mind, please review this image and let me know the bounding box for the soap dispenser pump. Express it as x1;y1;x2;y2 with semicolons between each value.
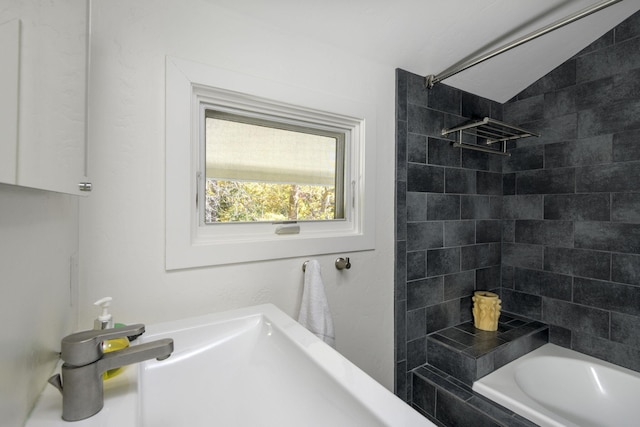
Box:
94;296;114;330
94;297;129;379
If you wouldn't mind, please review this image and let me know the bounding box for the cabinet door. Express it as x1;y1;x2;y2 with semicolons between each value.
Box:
17;0;90;195
1;0;89;196
0;19;19;185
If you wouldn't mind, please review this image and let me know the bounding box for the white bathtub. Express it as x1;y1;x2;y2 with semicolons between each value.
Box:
473;343;640;427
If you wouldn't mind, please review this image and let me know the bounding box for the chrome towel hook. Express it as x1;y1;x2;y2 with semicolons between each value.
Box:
335;257;351;270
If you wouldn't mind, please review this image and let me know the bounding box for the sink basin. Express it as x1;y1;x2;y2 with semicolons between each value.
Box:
27;304;433;427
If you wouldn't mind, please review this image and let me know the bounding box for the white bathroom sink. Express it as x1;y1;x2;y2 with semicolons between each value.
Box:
27;304;433;427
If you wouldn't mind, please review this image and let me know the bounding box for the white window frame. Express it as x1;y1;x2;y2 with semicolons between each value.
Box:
165;57;376;269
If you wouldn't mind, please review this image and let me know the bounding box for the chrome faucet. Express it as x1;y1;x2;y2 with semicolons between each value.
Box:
48;324;174;421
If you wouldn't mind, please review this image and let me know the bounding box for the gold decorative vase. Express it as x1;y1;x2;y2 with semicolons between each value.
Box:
472;291;501;331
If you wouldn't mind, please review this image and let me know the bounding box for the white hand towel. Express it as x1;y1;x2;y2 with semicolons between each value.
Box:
298;260;335;348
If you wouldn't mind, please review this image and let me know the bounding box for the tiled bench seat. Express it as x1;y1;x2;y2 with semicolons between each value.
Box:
412;312;548;426
426;312;548;386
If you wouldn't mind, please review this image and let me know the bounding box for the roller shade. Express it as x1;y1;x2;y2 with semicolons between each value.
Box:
205;115;340;186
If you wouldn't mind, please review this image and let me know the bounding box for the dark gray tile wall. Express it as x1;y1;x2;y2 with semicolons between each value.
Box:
396;9;640;402
396;69;503;401
502;12;640;373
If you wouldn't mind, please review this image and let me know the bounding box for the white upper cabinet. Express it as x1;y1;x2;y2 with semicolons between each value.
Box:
0;19;20;185
0;0;90;195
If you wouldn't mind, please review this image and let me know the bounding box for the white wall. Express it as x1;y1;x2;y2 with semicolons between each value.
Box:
0;184;78;426
81;0;397;388
0;1;83;425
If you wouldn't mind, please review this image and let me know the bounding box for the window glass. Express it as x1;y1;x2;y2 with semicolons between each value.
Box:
204;110;345;223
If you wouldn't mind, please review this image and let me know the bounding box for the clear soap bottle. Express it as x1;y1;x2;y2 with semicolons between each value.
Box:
94;297;130;380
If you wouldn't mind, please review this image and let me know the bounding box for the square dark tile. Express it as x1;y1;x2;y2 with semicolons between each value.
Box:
462;148;503;172
445;168;476;194
444;220;475;247
476;171;502;195
502;243;544;269
461;195;492;219
427;299;465;334
407;163;445;193
503;145;544;173
427;247;461;277
427;194;460;220
444;270;475;300
544;86;577;118
428;137;461;167
461;243;501;270
503;195;544;219
407;221;443;251
408;276;444;310
501;289;542;320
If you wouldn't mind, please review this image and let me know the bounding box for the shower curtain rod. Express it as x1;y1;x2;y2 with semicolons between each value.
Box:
425;0;623;88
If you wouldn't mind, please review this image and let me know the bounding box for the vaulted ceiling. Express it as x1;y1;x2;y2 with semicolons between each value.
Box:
212;0;640;102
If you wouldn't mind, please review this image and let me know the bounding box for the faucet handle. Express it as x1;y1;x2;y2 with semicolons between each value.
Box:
61;324;145;367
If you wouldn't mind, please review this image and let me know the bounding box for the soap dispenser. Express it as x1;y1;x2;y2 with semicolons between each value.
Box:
94;297;130;379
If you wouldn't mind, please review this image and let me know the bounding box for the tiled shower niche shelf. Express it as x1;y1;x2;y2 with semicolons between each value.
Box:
425;312;549;386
